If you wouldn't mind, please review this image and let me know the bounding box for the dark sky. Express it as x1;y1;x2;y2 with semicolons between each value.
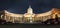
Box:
0;0;60;14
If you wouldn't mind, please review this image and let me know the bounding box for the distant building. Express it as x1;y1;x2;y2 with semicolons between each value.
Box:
0;6;60;23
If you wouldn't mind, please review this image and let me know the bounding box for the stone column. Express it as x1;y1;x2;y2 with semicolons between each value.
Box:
42;16;45;21
12;17;14;23
48;15;51;19
18;17;20;23
43;16;47;21
6;16;8;22
46;16;48;20
48;16;50;19
9;16;10;21
52;14;56;19
30;15;33;23
6;16;10;22
4;15;6;20
42;16;43;21
20;16;24;23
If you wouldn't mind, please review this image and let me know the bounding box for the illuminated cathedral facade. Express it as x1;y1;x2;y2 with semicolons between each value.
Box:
0;6;60;23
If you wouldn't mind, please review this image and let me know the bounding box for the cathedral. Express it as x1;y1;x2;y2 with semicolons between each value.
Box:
0;6;60;23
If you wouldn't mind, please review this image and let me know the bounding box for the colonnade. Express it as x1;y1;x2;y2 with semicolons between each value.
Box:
1;14;57;24
1;14;24;23
34;14;52;22
0;9;58;23
0;14;53;23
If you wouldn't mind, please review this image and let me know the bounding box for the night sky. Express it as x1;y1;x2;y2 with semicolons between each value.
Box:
0;0;60;14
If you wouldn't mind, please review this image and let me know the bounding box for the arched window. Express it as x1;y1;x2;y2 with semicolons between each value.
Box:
1;15;3;19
